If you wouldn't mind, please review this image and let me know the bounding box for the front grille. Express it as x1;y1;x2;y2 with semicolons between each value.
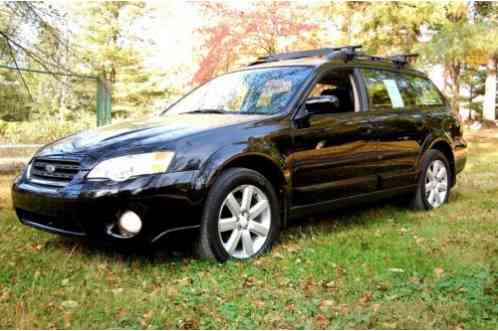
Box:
28;157;81;187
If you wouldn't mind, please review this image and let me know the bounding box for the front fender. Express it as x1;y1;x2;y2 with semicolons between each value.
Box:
192;141;287;193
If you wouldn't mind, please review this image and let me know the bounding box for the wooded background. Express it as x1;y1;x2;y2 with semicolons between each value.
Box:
0;1;497;144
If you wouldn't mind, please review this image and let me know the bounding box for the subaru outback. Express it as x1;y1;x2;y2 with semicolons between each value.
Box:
12;46;467;261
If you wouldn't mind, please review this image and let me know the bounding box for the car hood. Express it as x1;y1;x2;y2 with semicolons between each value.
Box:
37;113;267;156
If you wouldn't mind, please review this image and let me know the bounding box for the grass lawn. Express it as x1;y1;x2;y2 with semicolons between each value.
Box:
1;130;498;329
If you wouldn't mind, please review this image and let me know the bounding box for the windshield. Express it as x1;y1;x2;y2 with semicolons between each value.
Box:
165;66;313;115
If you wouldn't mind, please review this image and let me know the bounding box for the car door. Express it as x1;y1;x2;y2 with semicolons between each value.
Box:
359;68;426;189
289;68;379;210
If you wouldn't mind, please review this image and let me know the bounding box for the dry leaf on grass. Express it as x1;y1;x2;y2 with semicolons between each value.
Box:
434;267;445;278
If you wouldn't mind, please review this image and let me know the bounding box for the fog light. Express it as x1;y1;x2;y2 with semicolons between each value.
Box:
118;211;142;236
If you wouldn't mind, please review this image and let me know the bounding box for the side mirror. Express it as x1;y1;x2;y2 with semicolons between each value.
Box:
304;95;340;114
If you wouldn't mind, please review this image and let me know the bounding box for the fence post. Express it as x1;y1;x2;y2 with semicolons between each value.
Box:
96;78;112;126
0;65;111;127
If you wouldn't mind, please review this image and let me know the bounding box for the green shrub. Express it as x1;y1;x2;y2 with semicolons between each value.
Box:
0;112;96;145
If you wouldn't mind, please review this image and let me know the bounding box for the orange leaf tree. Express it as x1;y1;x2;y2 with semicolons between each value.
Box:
193;2;323;84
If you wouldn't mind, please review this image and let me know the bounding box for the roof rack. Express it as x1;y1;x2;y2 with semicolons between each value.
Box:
388;54;419;66
248;46;417;68
248;45;362;65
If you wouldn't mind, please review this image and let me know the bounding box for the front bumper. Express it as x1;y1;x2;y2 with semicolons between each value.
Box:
12;170;202;243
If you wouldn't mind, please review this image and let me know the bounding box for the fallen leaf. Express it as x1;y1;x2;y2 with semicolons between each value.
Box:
243;276;256;287
315;314;328;328
0;290;10;302
284;243;300;253
409;276;420;285
414;235;425;245
359;291;372;305
434;267;445;278
253;300;265;308
143;310;153;320
337;304;350;315
177;318;199;329
324;280;336;289
263;312;282;324
61;300;78;309
166;286;179;297
388;268;405;273
319;299;335;311
112;288;123;295
176;277;192;286
383;322;398;328
63;312;72;328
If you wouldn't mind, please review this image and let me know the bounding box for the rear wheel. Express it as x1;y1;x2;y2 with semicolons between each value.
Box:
411;150;451;210
195;168;281;261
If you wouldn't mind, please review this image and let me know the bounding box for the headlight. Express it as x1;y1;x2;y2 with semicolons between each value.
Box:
87;151;175;182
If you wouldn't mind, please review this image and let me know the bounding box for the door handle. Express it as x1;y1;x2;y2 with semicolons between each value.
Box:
362;127;373;135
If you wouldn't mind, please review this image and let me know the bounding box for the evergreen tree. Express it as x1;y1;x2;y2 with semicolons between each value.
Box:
74;2;162;116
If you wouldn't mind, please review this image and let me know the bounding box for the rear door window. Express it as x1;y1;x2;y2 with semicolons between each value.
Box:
362;69;444;111
395;75;418;107
361;69;405;110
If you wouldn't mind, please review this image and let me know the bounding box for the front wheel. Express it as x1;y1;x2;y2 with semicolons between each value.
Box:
195;168;281;261
411;150;451;210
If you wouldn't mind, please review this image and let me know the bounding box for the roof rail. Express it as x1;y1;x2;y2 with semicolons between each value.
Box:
247;46;418;68
248;45;362;65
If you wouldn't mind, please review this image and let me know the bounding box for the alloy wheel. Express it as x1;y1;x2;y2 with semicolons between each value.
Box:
425;159;448;208
217;184;271;259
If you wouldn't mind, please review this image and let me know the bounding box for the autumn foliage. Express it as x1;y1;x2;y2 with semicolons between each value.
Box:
192;2;322;84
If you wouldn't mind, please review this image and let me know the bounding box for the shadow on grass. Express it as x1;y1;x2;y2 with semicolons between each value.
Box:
39;196;412;264
43;233;193;264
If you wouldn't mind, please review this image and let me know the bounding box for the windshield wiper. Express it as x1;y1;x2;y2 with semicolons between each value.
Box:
184;109;228;114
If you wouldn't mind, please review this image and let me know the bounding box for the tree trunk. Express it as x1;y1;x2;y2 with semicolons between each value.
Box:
448;61;461;115
442;66;449;96
469;80;473;122
483;56;497;121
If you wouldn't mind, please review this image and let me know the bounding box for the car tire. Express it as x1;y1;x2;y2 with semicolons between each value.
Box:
411;150;452;210
195;167;281;262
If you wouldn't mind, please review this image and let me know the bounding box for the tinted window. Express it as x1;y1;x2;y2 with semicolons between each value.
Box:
362;69;405;110
396;75;418;107
405;75;444;106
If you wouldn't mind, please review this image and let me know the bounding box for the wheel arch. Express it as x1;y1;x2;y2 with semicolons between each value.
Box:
427;138;456;187
196;150;290;227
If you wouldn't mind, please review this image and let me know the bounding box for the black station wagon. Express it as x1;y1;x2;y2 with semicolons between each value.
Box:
12;46;467;261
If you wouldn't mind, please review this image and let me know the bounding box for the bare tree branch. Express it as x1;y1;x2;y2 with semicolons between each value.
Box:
0;31;33;100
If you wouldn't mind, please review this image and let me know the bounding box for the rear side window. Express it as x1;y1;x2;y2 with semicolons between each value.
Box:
405;75;444;106
362;69;444;110
361;69;405;110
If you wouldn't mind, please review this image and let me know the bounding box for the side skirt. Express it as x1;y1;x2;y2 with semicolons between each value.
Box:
288;185;417;220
